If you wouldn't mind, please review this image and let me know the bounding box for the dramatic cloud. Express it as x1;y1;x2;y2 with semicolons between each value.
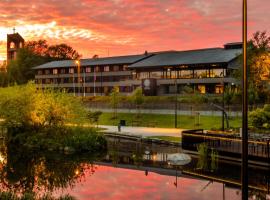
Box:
0;0;269;60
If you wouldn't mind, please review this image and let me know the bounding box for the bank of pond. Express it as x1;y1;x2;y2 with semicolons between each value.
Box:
0;136;269;200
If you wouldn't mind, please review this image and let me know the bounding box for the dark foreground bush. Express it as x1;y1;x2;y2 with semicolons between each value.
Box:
8;126;107;153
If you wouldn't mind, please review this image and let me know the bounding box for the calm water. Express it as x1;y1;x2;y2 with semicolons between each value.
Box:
0;136;269;200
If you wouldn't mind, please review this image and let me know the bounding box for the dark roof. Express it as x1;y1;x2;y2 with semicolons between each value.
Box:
33;54;151;69
128;48;242;69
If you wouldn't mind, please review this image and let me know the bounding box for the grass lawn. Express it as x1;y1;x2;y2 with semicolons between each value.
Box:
147;136;182;142
99;112;241;130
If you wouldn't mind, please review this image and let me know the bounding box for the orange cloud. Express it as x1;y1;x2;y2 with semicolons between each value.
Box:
0;0;269;60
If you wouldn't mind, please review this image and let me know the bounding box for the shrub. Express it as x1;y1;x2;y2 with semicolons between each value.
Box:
249;104;270;129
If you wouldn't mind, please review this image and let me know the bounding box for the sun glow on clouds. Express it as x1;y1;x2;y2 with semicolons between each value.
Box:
0;20;107;60
0;0;269;61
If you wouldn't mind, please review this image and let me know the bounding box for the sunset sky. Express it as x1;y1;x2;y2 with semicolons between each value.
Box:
0;0;269;61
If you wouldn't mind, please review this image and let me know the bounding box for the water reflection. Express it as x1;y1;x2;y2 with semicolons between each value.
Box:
0;143;104;197
0;136;269;200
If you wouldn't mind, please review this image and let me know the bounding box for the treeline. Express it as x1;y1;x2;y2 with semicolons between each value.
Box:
0;40;81;86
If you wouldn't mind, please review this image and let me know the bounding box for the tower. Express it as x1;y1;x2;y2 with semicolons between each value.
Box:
7;29;25;64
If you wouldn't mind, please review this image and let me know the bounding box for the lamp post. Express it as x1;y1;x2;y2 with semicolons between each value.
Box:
75;60;81;96
175;71;178;128
242;0;248;199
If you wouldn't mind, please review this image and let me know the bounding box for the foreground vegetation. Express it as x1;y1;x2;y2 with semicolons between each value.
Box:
0;192;75;200
0;83;106;152
98;112;241;130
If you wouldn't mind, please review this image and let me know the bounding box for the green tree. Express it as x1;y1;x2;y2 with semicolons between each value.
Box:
87;110;102;127
235;31;270;104
46;43;81;60
109;86;120;119
130;87;144;118
0;82;86;130
6;40;81;85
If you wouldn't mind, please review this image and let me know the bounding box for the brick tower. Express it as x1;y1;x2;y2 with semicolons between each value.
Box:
7;29;25;64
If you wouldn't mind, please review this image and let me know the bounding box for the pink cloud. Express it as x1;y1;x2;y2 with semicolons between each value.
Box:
0;0;269;60
55;165;241;200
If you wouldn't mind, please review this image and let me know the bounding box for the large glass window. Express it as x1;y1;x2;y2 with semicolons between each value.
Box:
209;69;225;77
138;72;149;79
180;70;193;78
194;69;208;78
150;71;163;78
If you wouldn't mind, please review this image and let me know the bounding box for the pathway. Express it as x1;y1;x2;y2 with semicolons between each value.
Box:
99;125;184;138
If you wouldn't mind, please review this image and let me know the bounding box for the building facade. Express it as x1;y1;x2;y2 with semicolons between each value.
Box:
34;43;242;96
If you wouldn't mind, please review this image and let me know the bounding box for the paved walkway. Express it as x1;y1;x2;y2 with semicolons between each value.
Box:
99;125;183;138
90;108;241;117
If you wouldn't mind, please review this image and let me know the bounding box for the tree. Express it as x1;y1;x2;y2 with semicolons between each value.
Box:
87;111;102;127
235;31;270;104
130;87;144;118
0;82;86;130
109;86;120;119
46;44;81;60
7;48;47;84
5;40;81;85
25;40;49;56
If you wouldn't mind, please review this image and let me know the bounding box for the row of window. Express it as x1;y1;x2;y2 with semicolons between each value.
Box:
135;68;227;79
38;65;129;75
43;86;132;94
36;75;132;84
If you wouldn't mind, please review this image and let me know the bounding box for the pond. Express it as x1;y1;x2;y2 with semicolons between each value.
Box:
0;136;269;200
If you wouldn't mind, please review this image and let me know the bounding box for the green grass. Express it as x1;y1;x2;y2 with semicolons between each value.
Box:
147;136;182;142
99;112;241;130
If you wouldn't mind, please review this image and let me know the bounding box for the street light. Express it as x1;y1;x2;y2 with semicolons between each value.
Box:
242;0;248;200
75;60;81;96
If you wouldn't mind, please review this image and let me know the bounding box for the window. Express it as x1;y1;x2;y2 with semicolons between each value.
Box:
209;69;225;78
69;68;74;74
138;72;149;79
104;66;110;72
45;70;50;75
85;67;91;73
149;71;163;79
60;69;66;74
180;70;193;78
9;42;15;49
95;66;99;72
123;65;128;71
38;70;43;75
215;85;224;94
194;70;208;78
53;69;58;75
45;79;51;84
198;85;206;94
113;65;119;71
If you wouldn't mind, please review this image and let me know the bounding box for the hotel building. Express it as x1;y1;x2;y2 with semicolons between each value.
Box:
33;43;242;96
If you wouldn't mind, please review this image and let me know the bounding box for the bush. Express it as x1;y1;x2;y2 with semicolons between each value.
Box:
0;82;86;129
249;104;270;129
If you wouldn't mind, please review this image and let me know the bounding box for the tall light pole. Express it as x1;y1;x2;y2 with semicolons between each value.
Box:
75;60;81;96
242;0;248;199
